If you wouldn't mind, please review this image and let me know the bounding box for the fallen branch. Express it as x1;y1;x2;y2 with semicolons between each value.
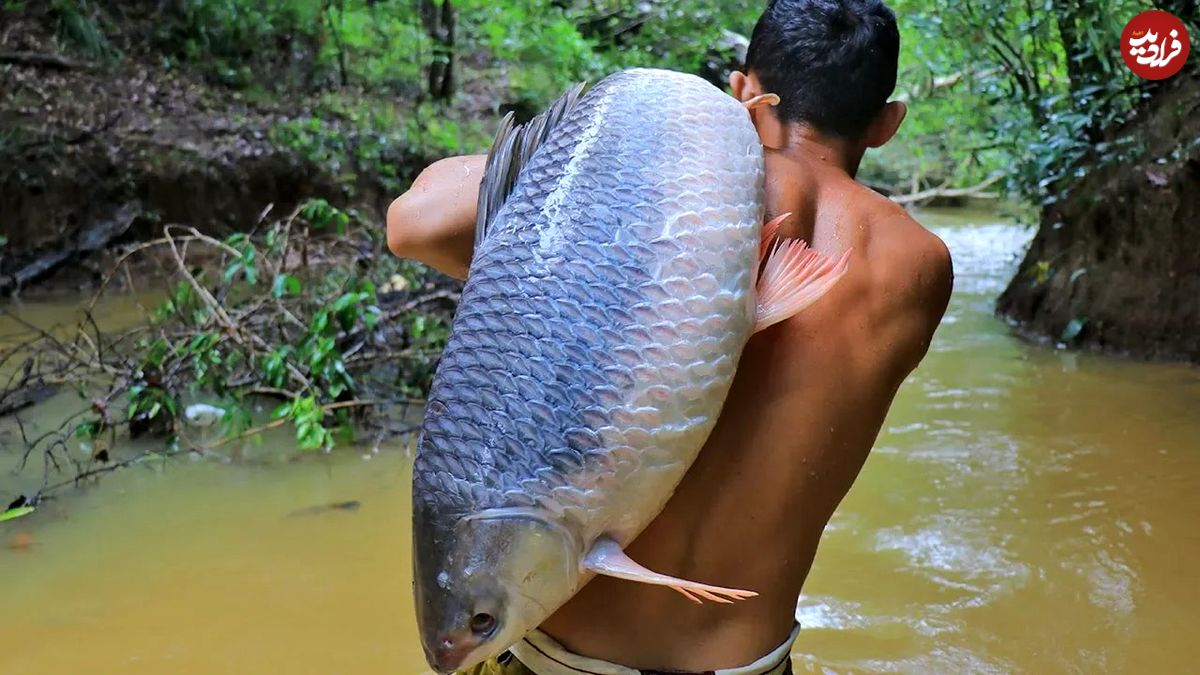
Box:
891;174;1004;205
0;201;141;295
895;68;1002;103
0;382;57;418
0;50;92;71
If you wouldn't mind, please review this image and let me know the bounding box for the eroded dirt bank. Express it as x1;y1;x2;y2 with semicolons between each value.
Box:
0;8;432;294
997;74;1200;362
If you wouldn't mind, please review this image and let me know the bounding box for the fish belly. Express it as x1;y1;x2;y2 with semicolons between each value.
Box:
415;68;763;550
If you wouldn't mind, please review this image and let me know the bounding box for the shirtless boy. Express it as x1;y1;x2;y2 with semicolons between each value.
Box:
387;0;952;673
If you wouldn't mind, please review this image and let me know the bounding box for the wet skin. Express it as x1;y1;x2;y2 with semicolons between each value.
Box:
388;80;953;671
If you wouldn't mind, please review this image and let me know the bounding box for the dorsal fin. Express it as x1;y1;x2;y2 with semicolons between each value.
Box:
474;82;588;251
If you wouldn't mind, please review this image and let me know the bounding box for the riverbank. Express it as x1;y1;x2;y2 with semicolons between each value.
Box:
997;72;1200;363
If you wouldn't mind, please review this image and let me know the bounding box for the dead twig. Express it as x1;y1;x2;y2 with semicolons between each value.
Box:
0;50;93;71
892;174;1004;205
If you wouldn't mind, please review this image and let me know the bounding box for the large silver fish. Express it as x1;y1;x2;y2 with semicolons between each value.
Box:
412;68;848;672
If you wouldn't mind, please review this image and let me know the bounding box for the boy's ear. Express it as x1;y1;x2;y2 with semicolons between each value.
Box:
731;70;786;149
865;101;907;148
729;70;759;103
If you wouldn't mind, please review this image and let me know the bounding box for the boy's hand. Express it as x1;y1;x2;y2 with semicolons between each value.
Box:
386;154;487;279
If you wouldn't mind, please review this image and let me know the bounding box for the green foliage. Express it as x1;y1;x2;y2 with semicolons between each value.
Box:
0;506;35;523
155;0;316;86
51;0;117;59
889;0;1155;203
128;382;180;425
150;0;422;90
145;0;1159;205
113;199;452;454
221;233;259;285
273;396;335;450
272;99;490;190
23;0;1182;207
300;198;351;232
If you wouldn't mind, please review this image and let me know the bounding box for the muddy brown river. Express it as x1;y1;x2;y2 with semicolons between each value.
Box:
1;208;1198;673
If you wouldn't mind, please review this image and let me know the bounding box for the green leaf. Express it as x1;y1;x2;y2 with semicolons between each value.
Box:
75;420;100;439
272;274;301;298
331;292;360;313
0;506;34;523
312;311;329;335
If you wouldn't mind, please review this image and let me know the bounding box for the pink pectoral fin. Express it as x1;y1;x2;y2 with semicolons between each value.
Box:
758;212;793;266
754;237;851;333
582;537;758;604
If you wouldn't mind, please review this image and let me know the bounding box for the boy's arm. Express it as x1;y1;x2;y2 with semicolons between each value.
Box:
386;155;487;279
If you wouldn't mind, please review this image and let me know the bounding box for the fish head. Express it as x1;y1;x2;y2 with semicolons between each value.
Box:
414;508;580;673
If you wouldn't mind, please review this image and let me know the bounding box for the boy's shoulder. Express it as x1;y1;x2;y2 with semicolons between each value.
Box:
843;181;949;274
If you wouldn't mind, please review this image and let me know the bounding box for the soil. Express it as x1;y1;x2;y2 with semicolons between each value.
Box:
997;73;1200;362
0;9;433;297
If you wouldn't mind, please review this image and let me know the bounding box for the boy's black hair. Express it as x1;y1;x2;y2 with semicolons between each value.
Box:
745;0;900;139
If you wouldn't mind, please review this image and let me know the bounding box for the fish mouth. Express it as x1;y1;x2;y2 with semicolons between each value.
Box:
424;632;483;674
423;620;506;674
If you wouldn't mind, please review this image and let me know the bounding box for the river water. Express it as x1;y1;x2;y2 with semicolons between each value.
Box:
1;208;1198;674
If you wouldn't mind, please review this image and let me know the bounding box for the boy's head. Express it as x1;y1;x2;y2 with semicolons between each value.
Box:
733;0;905;149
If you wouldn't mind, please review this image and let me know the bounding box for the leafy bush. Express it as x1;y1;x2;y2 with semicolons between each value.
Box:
889;0;1162;203
2;200;458;503
51;0;118;59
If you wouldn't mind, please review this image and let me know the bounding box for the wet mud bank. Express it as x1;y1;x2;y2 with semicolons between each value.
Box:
0;50;425;294
997;74;1200;363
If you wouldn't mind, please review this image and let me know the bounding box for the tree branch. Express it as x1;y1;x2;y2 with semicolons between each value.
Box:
892;174;1004;205
0;50;92;71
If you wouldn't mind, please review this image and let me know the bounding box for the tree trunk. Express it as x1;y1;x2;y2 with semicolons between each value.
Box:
1052;1;1106;141
421;0;455;100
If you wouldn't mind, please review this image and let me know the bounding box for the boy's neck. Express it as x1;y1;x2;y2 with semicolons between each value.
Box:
770;124;865;178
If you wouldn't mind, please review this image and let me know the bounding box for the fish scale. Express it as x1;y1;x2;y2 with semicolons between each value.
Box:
415;67;759;533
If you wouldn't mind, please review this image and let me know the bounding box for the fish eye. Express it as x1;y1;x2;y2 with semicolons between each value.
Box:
469;612;497;636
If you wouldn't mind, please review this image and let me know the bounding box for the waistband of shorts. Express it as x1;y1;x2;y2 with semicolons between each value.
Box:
508;623;800;675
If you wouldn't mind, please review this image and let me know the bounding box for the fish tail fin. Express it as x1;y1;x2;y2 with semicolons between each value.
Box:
754;240;851;333
583;537;757;604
